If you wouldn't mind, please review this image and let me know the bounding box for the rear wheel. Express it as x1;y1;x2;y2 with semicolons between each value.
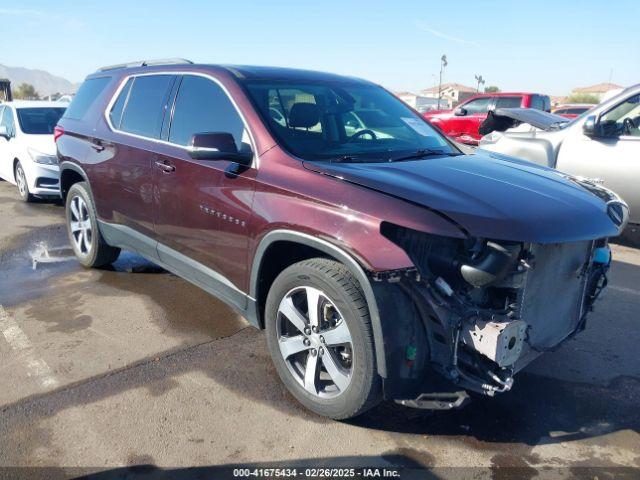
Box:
65;182;120;267
15;162;34;202
265;258;381;419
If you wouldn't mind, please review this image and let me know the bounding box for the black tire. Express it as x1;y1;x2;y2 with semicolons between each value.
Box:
15;162;35;202
65;182;120;268
265;258;381;419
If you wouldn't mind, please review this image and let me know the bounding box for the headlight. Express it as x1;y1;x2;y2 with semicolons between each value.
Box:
28;147;59;165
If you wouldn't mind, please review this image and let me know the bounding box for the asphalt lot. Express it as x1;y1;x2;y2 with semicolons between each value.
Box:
0;179;639;477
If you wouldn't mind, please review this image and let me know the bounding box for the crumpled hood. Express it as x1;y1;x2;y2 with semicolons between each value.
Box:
479;108;569;135
304;151;621;243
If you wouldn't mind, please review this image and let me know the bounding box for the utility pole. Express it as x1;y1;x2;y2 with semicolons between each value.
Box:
437;54;447;110
475;74;485;93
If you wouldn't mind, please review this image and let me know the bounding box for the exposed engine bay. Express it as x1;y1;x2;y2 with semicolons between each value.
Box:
375;222;611;407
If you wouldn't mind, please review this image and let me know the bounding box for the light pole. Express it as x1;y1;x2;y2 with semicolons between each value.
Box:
437;54;447;110
475;74;485;93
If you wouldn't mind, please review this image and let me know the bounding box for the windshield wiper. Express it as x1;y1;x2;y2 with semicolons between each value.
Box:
329;155;361;163
387;148;458;162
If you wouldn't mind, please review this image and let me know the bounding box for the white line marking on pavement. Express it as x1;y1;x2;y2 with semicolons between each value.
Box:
0;304;59;388
609;285;640;296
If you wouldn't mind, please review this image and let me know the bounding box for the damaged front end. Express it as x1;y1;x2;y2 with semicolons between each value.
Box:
372;222;612;409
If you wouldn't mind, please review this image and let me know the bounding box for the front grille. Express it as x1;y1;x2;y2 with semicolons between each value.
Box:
519;241;592;350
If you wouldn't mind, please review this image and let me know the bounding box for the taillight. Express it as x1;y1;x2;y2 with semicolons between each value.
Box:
54;125;64;142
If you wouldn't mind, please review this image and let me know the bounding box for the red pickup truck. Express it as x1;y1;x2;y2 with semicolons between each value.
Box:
423;92;551;145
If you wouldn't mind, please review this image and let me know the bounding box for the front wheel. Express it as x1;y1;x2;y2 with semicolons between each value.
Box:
65;182;120;268
265;258;381;419
15;162;34;202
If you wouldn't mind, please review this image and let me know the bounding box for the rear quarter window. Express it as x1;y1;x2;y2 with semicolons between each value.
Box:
495;96;523;109
531;95;551;112
63;77;111;120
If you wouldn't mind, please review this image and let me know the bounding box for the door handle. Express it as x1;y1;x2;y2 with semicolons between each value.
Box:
155;160;175;173
90;140;105;152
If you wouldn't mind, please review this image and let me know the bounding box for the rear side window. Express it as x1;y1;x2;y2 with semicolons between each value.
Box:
109;78;134;129
119;75;174;138
495;96;523;109
531;95;551;112
64;77;111;120
168;75;246;148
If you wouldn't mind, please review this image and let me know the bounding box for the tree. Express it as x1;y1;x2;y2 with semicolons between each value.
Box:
566;93;599;104
484;85;500;93
14;83;40;100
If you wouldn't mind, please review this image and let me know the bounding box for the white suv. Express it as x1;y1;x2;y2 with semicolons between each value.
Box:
0;101;66;201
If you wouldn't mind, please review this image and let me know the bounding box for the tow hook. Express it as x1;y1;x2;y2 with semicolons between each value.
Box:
396;391;470;410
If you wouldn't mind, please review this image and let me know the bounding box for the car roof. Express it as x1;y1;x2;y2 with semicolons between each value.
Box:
554;104;595;109
470;92;545;97
1;100;68;108
88;63;372;86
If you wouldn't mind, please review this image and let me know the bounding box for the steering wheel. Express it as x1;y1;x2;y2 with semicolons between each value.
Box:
349;129;378;141
622;117;636;135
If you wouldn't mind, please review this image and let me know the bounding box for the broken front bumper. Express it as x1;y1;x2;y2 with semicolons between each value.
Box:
371;236;611;409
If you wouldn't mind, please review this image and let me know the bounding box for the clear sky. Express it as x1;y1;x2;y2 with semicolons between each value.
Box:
2;0;638;95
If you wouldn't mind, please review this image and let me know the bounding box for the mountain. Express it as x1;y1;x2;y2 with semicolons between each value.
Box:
0;64;78;97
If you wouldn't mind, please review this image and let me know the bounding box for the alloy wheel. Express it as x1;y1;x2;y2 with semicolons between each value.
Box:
276;286;354;398
16;165;27;197
69;195;92;255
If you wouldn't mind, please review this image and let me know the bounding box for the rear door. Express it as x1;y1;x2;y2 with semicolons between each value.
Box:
153;74;257;307
99;74;177;238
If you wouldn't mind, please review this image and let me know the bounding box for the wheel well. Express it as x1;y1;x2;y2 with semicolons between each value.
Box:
60;169;85;201
12;158;19;180
255;240;332;328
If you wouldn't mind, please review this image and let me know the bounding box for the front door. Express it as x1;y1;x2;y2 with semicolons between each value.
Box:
557;93;640;224
0;106;17;182
450;96;493;144
153;74;257;307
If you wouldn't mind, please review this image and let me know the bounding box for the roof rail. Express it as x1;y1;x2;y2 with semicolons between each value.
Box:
97;58;193;72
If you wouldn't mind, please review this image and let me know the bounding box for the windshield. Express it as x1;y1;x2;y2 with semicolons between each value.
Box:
16;107;66;135
243;80;457;161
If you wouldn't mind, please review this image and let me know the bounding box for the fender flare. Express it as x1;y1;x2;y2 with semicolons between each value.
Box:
59;161;90;198
250;229;387;377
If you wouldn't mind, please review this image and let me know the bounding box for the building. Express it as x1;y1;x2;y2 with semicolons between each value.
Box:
420;82;476;108
572;82;624;101
395;91;444;112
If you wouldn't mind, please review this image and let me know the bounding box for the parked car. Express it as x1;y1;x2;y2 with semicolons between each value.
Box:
552;104;595;119
56;60;626;419
0;101;66;201
423;92;551;145
479;84;639;234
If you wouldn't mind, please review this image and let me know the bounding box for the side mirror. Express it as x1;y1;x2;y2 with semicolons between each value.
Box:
187;132;253;166
583;115;598;137
0;125;8;139
454;107;467;116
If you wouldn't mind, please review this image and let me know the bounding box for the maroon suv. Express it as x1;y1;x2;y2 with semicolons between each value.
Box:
56;59;627;419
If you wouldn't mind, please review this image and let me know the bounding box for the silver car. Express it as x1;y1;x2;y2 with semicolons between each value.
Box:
479;84;640;230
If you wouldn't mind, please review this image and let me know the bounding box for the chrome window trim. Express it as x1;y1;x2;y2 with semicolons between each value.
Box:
103;71;260;168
